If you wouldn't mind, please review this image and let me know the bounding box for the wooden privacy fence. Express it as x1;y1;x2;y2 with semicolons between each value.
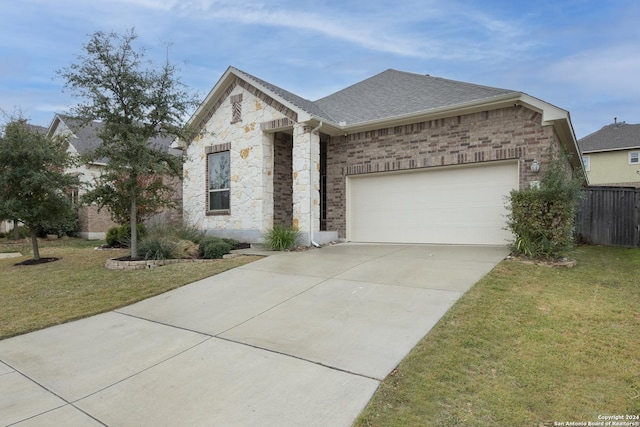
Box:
575;186;640;247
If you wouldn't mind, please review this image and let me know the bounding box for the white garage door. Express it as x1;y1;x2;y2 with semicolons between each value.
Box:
346;161;518;245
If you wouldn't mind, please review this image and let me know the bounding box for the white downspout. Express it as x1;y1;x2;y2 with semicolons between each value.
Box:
309;121;323;247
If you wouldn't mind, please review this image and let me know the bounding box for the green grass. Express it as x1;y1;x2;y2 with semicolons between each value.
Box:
0;238;261;339
355;245;640;426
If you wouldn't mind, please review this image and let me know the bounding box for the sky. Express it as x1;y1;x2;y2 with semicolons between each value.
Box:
1;0;639;139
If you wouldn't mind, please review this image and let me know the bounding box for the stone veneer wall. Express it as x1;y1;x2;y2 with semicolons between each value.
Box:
325;105;565;238
183;79;293;242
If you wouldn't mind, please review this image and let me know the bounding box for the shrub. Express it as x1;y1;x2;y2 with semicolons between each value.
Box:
173;239;200;259
506;148;584;259
199;237;232;259
106;223;147;247
137;236;177;260
172;224;206;244
105;226;121;247
221;237;240;249
36;207;79;238
263;224;301;251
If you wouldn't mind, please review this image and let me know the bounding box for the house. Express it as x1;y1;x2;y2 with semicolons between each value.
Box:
578;121;640;187
179;66;583;246
47;114;183;239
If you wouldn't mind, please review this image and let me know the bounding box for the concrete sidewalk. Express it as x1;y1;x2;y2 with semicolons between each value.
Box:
0;243;508;426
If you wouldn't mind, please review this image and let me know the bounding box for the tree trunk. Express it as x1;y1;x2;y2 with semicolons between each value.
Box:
12;219;19;240
30;227;40;261
130;192;138;259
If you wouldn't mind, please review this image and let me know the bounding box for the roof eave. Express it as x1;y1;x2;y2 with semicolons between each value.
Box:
582;146;640;154
315;92;523;136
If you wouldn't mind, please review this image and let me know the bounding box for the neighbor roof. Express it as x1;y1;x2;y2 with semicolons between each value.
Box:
52;115;178;164
579;122;640;153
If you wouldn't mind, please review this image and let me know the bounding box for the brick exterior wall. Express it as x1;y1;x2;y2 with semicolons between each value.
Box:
273;132;293;226
77;173;183;238
78;205;118;237
325;105;564;237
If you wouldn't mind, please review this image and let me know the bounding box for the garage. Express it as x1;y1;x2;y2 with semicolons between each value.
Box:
346;161;519;245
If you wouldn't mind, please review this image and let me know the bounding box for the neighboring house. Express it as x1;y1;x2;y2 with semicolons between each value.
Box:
179;66;583;246
578;121;640;188
47;114;183;239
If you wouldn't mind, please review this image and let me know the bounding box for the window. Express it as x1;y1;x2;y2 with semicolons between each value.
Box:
629;151;639;164
208;151;230;211
582;155;590;172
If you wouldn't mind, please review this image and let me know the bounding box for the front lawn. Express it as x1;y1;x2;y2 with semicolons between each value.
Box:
356;245;640;426
0;238;261;339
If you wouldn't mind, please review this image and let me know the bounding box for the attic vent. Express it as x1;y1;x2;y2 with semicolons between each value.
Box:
230;94;242;124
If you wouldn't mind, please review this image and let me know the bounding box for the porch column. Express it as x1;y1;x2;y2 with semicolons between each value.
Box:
292;123;320;244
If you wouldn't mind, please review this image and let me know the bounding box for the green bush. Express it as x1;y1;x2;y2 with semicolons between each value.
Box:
506;148;584;259
263;224;300;251
221;237;240;248
199;237;232;259
106;223;147;247
105;226;120;246
138;236;177;260
36;207;79;238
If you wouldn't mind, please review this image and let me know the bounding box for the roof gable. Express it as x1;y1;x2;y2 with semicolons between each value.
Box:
579;122;640;153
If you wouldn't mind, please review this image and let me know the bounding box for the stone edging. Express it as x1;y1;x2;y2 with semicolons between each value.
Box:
506;256;577;268
105;253;244;271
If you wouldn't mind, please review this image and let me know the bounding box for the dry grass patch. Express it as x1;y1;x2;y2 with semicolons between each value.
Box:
0;238;261;339
356;245;640;427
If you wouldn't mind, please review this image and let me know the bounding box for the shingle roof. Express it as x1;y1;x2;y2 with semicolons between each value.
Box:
231;68;517;126
314;69;517;125
58;115;178;163
578;122;640;153
26;124;47;135
230;67;337;122
58;115;105;158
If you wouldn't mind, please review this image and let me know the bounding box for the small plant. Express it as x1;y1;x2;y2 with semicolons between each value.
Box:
199;237;232;259
173;239;200;259
263;224;300;251
137;236;177;260
171;224;206;244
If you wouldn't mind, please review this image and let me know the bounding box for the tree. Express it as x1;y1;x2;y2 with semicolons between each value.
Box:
89;172;177;225
0;117;80;261
59;28;198;258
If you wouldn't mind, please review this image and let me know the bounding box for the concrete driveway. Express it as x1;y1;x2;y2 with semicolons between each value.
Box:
0;243;508;426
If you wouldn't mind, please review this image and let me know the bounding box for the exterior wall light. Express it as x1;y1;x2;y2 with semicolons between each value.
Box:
531;159;540;173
